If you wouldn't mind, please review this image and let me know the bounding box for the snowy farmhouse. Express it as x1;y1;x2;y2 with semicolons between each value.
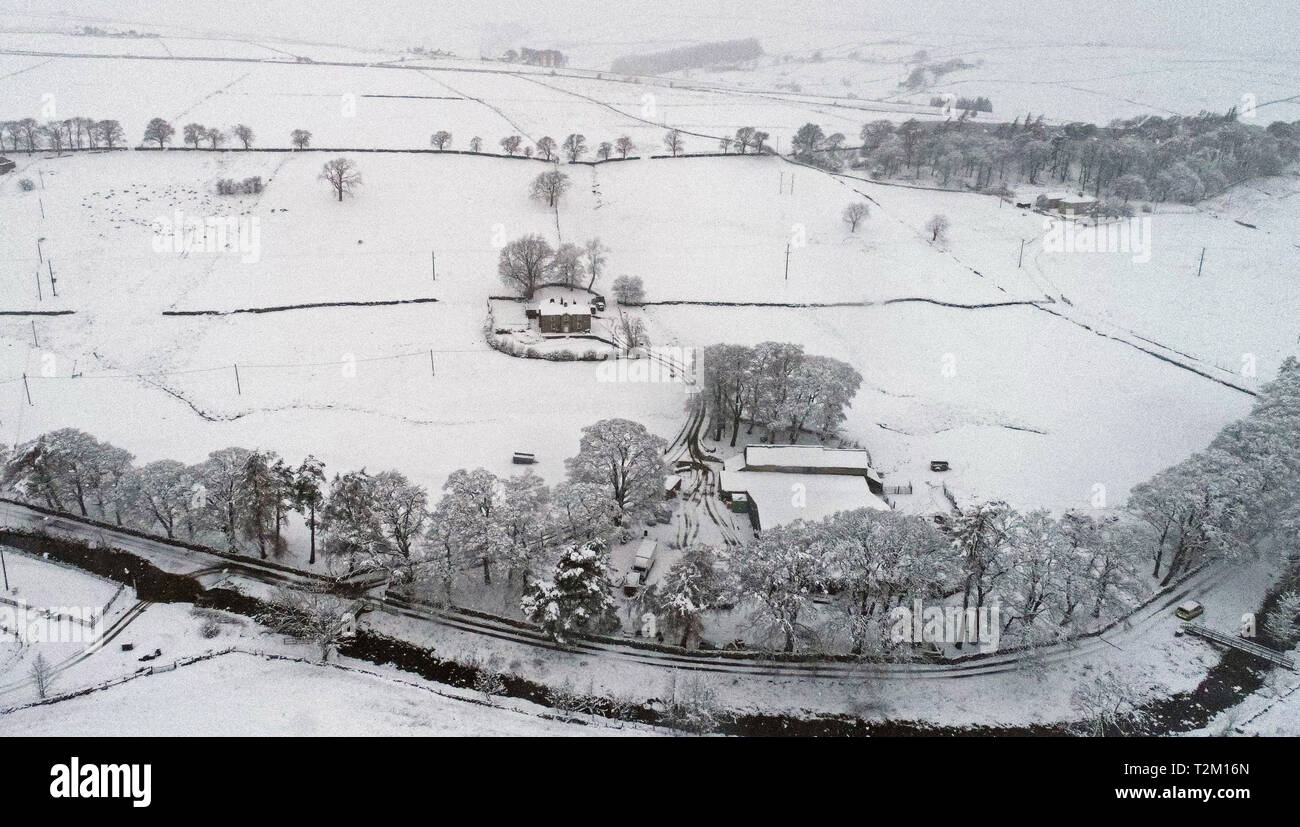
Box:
524;285;605;335
719;445;888;531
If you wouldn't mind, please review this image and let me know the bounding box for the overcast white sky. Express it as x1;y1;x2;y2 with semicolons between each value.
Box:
1;0;1296;60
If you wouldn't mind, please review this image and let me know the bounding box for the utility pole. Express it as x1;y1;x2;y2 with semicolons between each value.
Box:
48;260;56;296
431;250;436;281
1196;247;1205;277
784;242;791;281
31;320;38;348
429;350;435;376
36;270;42;301
234;364;242;395
0;544;9;591
1018;238;1025;268
39;197;44;218
22;373;32;405
36;238;42;263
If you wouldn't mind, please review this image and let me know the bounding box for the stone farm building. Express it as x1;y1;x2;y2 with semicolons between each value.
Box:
534;296;591;334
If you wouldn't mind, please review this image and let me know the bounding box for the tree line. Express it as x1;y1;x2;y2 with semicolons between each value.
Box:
785;109;1300;207
1;417;669;593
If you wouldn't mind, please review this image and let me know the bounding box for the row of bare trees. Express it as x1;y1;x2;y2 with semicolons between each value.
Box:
1;117;125;154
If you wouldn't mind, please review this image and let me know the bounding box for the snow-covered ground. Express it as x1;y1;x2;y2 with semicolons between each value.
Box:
0;652;646;736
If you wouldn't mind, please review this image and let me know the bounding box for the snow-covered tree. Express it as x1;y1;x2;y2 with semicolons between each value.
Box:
564;418;668;521
521;540;617;642
431;468;509;585
548;480;619;543
650;546;724;648
614;135;635;158
727;521;827;652
292;456;326;564
1070;668;1161;736
259;585;360;661
821;508;951;655
121;459;198;539
430;130;452;150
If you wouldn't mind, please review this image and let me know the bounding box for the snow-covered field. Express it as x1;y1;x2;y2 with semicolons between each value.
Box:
1;135;1286;513
1;17;1297;736
0;652;640;736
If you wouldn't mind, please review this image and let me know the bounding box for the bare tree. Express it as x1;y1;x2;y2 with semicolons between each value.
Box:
42;122;64;154
290;129;312;149
583;238;607;290
597;141;612;160
562;133;587;162
469;136;483;152
30;654;54;699
611;274;645;305
497;234;554;298
530;169;571;207
664;128;685;157
615;135;635;159
718;136;732;154
206;127;226;150
535;136;556;161
430;130;452;150
183;122;206;148
258;586;360;661
232;123;254;149
1070;669;1162;736
842;202;869;232
500;135;522;156
925;213;950;242
142;117;173;148
319;157;361;202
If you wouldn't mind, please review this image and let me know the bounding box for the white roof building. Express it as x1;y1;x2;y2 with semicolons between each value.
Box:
720;452;889;530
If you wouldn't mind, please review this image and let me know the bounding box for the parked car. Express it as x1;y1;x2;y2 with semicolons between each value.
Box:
1174;600;1204;621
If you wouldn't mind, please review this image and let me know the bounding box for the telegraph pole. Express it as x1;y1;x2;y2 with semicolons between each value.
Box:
31;320;38;348
784;242;791;281
48;260;56;296
1018;238;1025;268
429;350;435;376
431;250;436;281
234;364;242;395
22;373;32;405
1196;247;1205;277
